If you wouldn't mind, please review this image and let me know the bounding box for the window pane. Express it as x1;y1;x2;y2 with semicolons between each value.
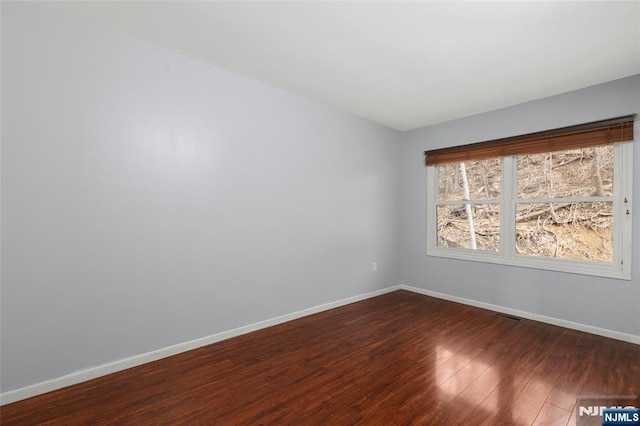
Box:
437;204;500;251
438;158;501;201
517;146;613;199
515;202;612;262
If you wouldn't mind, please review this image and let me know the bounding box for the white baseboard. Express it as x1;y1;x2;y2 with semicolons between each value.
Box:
400;284;640;345
5;284;635;406
0;285;401;406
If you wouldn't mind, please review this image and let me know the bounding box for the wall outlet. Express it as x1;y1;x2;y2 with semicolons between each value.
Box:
372;262;378;272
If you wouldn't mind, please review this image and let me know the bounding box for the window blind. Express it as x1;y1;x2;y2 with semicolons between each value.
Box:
424;114;635;166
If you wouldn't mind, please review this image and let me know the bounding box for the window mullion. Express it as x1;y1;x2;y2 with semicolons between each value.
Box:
500;156;515;261
435;200;501;206
515;196;614;204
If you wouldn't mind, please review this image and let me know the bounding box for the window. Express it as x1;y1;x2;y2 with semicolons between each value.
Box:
436;158;501;252
425;116;634;280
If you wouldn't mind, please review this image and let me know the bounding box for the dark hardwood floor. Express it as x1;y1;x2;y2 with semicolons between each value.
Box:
1;290;638;425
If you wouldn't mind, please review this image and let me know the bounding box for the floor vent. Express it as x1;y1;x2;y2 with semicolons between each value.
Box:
494;312;523;322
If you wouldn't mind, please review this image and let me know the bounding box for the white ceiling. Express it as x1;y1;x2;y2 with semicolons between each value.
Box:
40;1;640;131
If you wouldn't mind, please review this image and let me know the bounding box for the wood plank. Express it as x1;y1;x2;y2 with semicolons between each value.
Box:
532;402;571;426
1;290;638;425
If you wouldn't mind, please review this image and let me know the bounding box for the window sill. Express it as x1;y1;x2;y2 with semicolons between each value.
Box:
427;248;631;280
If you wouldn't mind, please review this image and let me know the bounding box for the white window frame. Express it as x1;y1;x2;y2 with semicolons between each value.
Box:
426;141;633;280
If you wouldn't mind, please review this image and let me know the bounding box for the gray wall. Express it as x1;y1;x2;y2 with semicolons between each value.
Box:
0;2;401;392
400;75;640;337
